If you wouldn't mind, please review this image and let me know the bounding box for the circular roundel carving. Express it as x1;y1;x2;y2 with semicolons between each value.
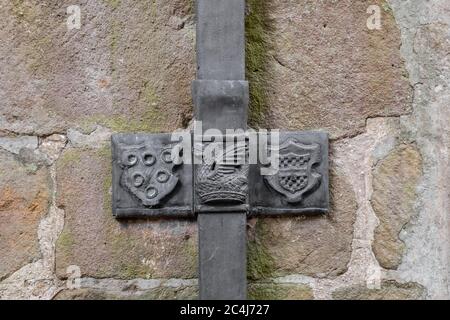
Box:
156;170;170;183
123;152;138;167
145;186;158;199
161;150;173;164
132;173;145;187
142;152;156;166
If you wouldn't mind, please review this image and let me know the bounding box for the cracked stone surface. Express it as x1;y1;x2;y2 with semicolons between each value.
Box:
386;0;450;299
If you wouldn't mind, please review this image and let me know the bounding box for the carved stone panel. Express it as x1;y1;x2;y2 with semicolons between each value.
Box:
249;131;329;216
112;134;193;218
111;131;327;218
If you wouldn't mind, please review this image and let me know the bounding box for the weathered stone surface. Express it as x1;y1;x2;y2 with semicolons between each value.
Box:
248;166;357;279
39;134;68;163
54;286;198;300
55;146;197;279
260;0;412;138
55;282;313;300
0;0;194;135
0;136;38;155
386;1;450;299
248;283;314;300
332;281;426;300
371;145;422;269
0;150;50;279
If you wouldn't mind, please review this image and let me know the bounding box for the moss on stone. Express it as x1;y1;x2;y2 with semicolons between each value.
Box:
381;0;393;15
136;286;198;300
103;0;121;10
11;0;37;21
332;281;426;300
56;229;75;263
10;1;53;74
182;235;199;275
80;108;167;133
371;144;422;269
246;0;272;127
248;283;314;300
109;19;122;55
248;282;283;300
187;0;195;15
247;222;276;280
58;149;82;167
119;261;151;280
141;82;159;107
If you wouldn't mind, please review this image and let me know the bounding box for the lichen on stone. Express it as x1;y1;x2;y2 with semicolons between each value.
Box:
103;0;121;10
245;0;273;128
248;282;313;300
247;221;276;281
332;281;426;300
371;144;423;269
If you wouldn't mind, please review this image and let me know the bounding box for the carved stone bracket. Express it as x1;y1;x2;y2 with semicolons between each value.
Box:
112;132;328;218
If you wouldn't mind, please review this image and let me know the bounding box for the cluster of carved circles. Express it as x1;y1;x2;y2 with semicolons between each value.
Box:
120;146;178;206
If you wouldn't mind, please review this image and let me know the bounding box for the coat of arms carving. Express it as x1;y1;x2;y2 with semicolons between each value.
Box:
264;139;322;203
117;143;179;207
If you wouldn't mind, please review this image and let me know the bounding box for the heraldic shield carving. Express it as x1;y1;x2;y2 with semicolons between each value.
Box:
112;133;194;218
264;139;322;203
113;135;183;207
117;142;179;207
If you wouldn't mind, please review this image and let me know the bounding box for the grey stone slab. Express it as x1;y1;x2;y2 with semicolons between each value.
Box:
0;136;38;155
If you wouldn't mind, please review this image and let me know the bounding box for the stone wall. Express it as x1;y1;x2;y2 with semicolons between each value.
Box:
0;0;448;299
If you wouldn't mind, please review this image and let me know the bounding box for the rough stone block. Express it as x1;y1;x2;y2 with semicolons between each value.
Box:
332;281;426;300
262;0;412;138
371;145;422;269
248;283;314;300
0;150;50;280
55;146;197;280
0;0;195;135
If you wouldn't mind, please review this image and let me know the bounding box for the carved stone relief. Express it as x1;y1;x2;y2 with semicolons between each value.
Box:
117;143;179;207
264;139;322;203
195;138;249;206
